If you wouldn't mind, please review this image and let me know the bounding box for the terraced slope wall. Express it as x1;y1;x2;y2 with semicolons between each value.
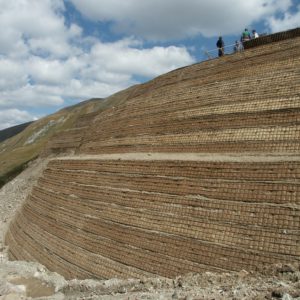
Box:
41;111;100;155
6;156;300;279
5;30;300;279
44;86;139;155
79;35;300;154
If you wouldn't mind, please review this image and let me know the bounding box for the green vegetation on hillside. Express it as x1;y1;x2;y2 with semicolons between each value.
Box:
0;157;36;188
0;98;103;183
0;121;34;143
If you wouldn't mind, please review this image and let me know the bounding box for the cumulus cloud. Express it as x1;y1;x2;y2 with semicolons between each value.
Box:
26;57;74;85
267;4;300;32
0;0;68;58
69;0;293;40
89;38;195;77
0;59;28;90
0;84;64;109
0;109;38;130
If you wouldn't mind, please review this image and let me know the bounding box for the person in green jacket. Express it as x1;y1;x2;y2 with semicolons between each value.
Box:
242;28;251;42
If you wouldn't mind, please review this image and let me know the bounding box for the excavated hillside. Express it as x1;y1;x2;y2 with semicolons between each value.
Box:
4;29;300;282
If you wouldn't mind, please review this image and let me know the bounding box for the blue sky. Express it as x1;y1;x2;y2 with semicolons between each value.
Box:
0;0;299;129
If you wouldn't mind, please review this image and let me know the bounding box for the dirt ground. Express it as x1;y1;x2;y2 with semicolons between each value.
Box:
0;158;300;300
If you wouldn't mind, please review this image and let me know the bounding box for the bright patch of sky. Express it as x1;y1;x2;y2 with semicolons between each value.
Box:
0;0;299;129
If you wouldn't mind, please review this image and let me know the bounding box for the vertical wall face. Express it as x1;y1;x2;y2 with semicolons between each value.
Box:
5;33;300;279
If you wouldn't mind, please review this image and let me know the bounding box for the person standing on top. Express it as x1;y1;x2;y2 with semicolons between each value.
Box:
234;40;243;53
252;29;259;38
241;28;251;42
216;36;224;57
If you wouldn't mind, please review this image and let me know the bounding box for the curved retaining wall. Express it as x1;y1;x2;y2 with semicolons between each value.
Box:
5;31;300;279
6;157;300;279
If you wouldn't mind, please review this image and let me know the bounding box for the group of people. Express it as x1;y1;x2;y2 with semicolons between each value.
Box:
216;28;260;57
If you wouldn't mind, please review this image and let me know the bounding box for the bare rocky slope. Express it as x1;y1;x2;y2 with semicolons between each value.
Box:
1;28;300;299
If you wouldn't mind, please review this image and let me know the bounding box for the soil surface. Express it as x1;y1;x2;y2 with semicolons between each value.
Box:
0;157;300;299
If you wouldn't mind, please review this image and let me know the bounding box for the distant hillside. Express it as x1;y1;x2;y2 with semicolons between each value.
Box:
0;98;104;186
0;121;34;143
59;98;103;112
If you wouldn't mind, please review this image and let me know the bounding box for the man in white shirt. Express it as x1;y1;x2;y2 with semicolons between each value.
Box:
252;29;259;38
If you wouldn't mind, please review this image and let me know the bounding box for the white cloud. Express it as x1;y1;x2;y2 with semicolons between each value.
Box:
61;79;133;100
0;59;28;90
0;28;28;59
27;57;73;85
0;0;68;58
89;38;195;77
0;0;65;38
0;84;65;109
69;0;293;40
0;109;37;130
28;37;71;58
267;4;300;32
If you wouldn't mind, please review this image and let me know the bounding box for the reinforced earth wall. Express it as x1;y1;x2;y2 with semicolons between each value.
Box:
5;30;300;279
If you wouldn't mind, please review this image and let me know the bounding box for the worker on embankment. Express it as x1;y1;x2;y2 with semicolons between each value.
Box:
216;36;224;57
